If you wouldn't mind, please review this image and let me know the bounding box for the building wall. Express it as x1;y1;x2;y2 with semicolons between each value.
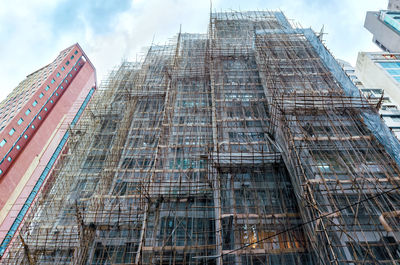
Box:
356;52;400;106
364;11;400;52
0;62;95;241
0;48;70;133
356;52;400;139
339;58;400;139
0;44;96;249
388;0;400;10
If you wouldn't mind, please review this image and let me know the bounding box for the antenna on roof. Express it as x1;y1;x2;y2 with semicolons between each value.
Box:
318;25;325;41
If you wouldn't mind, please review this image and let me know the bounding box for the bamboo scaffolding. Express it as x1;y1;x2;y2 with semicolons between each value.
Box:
1;10;400;265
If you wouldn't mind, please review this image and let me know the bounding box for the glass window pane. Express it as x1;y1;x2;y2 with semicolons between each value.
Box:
380;62;400;68
388;69;400;75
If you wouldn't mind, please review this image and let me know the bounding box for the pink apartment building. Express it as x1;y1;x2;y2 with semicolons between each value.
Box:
0;43;96;255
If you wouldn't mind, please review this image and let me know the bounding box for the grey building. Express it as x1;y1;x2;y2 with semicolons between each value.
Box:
364;10;400;52
388;0;400;11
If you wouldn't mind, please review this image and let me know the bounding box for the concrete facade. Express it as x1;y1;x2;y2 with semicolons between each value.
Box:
364;11;400;52
388;0;400;10
355;52;400;138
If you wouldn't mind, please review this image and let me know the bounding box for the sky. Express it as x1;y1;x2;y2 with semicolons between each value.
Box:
0;0;388;102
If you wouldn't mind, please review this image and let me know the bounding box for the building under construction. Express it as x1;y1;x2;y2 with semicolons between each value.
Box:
1;10;400;265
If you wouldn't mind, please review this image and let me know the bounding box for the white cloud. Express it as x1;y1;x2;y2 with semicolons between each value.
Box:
273;0;385;64
0;0;389;102
0;0;63;100
82;0;212;84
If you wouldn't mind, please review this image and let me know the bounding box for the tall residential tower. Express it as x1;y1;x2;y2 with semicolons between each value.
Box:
0;44;96;255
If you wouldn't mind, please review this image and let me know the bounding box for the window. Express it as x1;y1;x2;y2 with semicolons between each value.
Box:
69;73;72;77
74;50;78;55
51;78;55;84
45;85;50;91
383;12;400;33
66;61;70;66
380;62;400;68
382;105;398;110
0;139;6;147
7;157;11;162
74;67;77;71
65;80;68;84
16;145;20;150
56;72;60;77
9;128;15;136
31;125;35;129
17;118;23;125
39;93;44;99
32;100;38;107
388;69;400;75
0;169;2;174
50;100;54;104
38;116;42;120
392;116;400;122
60;86;64;90
44;107;48;112
61;66;65;71
371;88;383;94
70;55;74;60
56;93;59;96
24;135;28;139
25;109;31;115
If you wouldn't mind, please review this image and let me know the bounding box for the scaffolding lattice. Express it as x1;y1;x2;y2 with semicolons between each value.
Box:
1;10;400;265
